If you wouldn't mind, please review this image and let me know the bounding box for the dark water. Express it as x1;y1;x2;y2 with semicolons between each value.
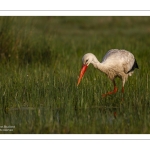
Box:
0;104;149;134
0;106;118;134
0;107;57;133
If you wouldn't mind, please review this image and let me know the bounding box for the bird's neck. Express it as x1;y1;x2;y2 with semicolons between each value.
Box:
91;58;106;73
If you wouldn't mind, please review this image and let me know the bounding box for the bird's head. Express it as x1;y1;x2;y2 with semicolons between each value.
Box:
77;53;97;86
82;53;95;66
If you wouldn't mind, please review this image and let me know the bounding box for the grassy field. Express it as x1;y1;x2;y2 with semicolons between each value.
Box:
0;16;150;133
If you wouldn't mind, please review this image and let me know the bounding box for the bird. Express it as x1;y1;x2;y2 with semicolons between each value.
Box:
77;49;139;97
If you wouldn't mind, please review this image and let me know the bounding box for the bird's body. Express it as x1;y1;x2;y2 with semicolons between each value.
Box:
77;49;139;97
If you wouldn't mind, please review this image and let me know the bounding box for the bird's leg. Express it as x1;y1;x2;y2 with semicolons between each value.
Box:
121;86;124;101
121;87;124;93
121;79;125;101
102;80;118;97
122;78;126;94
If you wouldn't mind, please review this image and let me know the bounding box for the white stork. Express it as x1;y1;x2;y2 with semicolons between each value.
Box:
77;49;139;97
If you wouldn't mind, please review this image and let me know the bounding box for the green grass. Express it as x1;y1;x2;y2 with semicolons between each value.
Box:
0;16;150;133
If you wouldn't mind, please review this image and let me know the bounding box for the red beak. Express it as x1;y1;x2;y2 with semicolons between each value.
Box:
77;64;88;86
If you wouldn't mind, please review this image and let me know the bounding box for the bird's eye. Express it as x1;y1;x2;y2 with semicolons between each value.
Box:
86;59;88;62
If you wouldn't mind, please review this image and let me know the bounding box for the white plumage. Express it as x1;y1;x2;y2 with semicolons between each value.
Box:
77;49;139;97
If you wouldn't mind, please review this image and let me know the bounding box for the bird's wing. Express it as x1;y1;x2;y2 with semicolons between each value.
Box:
101;49;135;74
120;50;135;73
101;49;120;62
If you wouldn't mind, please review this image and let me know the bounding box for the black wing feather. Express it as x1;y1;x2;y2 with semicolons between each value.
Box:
127;59;139;73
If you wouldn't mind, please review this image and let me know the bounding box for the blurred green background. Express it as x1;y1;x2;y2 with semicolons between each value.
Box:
0;16;150;133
